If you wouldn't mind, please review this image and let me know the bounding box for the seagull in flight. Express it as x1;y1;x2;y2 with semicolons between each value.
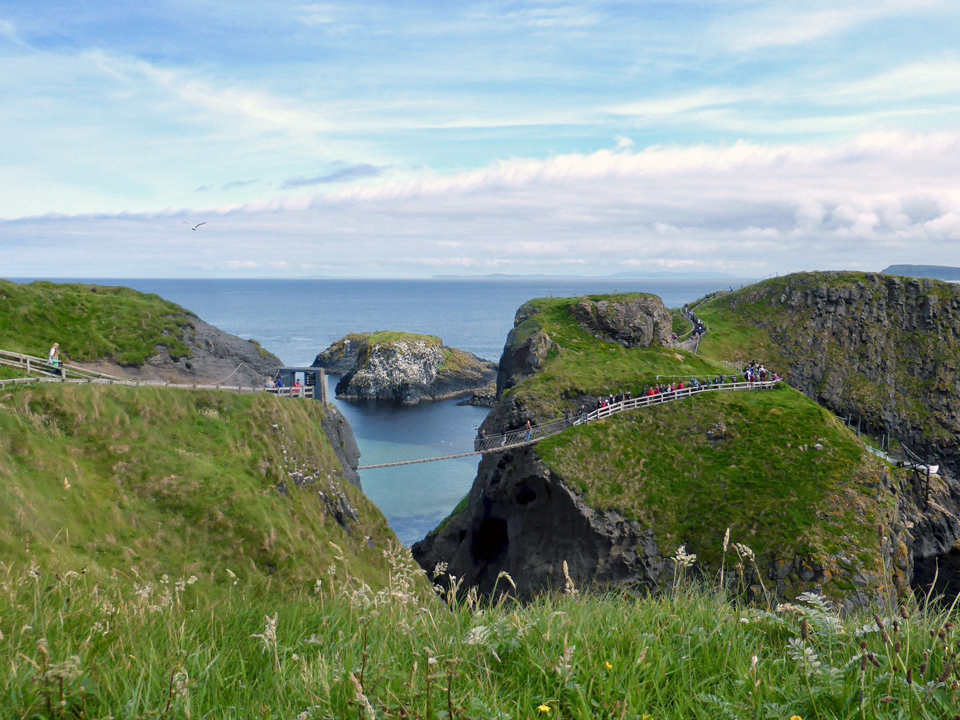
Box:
183;221;207;231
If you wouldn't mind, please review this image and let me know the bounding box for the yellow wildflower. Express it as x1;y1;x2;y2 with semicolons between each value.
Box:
537;705;552;714
790;716;803;720
604;661;613;670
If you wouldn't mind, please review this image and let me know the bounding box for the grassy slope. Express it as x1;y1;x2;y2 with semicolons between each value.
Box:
0;279;194;365
504;295;740;418
537;386;889;571
0;383;400;593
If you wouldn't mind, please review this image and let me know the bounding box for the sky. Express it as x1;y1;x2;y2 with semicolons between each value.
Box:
1;0;959;278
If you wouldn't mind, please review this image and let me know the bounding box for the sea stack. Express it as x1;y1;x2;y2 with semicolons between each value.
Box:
314;331;498;405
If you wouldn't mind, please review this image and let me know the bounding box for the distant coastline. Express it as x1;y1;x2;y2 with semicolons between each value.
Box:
882;264;960;282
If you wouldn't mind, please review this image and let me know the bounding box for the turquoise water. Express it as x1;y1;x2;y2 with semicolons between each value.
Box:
25;277;745;544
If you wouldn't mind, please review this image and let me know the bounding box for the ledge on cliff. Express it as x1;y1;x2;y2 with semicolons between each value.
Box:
318;331;498;405
496;293;732;418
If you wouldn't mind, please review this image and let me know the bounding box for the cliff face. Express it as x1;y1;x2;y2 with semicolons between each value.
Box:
701;272;960;474
312;333;371;375
414;293;908;610
331;332;498;405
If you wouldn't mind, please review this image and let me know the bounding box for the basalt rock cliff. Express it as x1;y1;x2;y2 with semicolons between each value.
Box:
327;332;498;405
700;272;960;476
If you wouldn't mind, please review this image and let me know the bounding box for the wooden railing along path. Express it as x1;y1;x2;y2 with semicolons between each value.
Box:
0;349;313;398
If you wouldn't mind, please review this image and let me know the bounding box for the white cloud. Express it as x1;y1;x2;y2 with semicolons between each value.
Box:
725;0;946;52
3;131;959;278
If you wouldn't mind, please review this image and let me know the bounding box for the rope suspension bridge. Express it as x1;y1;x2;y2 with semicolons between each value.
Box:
356;379;781;470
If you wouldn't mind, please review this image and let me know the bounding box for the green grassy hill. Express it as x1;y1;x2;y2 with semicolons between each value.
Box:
0;383;404;594
502;295;734;418
0;279;195;365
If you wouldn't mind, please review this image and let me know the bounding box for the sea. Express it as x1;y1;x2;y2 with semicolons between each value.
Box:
35;277;747;545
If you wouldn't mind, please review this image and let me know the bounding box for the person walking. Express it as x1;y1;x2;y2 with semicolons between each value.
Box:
524;420;532;442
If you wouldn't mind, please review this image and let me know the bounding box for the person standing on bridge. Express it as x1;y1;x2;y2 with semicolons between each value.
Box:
524;420;532;442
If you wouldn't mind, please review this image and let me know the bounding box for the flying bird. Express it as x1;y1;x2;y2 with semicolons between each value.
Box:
183;221;207;231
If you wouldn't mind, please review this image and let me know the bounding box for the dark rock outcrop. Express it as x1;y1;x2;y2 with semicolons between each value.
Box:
79;315;282;386
312;333;371;375
572;296;673;348
413;445;664;598
320;405;363;490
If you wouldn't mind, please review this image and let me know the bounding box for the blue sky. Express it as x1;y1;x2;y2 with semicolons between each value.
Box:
1;0;959;277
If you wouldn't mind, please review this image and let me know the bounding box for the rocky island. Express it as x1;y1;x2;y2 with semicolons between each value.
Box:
313;331;498;405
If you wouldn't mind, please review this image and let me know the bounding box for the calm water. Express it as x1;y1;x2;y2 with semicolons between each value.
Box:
31;277;745;544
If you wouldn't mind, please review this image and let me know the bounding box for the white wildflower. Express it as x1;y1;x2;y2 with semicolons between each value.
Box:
251;613;278;652
733;543;755;562
495;570;516;591
172;668;189;700
554;642;576;679
349;673;376;720
674;545;697;568
562;561;577;595
313;578;323;595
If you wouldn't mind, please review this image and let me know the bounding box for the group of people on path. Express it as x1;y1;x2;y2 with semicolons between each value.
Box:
263;375;305;396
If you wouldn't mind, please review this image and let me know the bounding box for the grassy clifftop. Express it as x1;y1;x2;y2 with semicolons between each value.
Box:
503;294;734;418
0;279;194;365
0;383;403;593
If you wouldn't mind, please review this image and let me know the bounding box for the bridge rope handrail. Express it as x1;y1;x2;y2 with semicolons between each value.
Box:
357;379;781;469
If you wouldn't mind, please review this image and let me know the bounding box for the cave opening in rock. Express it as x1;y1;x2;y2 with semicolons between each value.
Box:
472;517;509;564
912;549;960;604
515;484;537;505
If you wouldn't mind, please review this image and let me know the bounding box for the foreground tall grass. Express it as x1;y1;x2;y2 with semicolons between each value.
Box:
2;548;959;720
